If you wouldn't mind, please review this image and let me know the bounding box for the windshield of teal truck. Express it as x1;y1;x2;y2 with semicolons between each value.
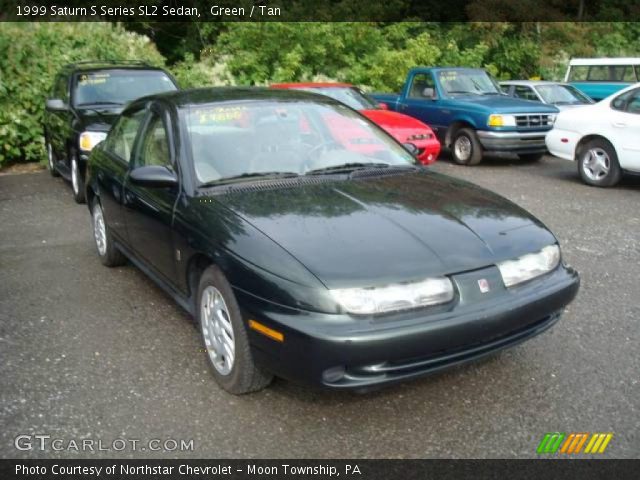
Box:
73;70;177;107
437;70;502;96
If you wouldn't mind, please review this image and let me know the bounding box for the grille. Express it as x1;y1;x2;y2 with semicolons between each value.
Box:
515;114;554;128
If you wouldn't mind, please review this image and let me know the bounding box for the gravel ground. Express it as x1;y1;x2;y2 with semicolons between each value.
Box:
1;154;638;459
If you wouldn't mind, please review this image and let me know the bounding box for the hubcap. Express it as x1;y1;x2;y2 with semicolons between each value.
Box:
71;156;79;194
93;205;107;256
201;286;235;376
454;135;472;162
582;147;610;181
47;143;54;170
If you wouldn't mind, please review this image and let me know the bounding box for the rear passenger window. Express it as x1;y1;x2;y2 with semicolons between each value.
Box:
105;109;146;163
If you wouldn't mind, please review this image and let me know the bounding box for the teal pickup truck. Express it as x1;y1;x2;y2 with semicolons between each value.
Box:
371;67;559;165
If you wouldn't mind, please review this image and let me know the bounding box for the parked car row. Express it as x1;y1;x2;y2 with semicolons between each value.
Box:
41;60;581;394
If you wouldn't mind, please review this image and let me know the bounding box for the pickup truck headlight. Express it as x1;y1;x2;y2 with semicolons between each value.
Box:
488;114;516;127
79;131;108;152
330;277;454;315
497;244;560;288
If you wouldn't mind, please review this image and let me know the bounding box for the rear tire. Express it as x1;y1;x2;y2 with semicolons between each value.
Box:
46;141;60;177
70;148;86;204
518;153;544;162
91;199;126;267
451;128;483;165
197;265;273;394
577;139;621;187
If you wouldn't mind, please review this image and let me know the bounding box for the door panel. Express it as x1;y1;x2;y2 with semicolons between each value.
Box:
401;72;449;140
99;108;147;241
610;88;640;171
123;109;179;283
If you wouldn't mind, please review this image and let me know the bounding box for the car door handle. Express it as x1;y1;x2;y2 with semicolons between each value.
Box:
612;122;627;128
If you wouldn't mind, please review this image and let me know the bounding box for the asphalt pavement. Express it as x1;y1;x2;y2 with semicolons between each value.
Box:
1;155;638;458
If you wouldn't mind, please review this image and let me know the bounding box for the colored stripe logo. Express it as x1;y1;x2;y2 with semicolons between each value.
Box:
537;433;613;454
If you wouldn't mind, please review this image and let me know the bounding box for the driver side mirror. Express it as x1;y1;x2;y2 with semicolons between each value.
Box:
46;98;68;111
422;88;436;100
129;165;178;188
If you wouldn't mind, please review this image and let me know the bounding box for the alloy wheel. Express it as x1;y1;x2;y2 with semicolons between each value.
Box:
201;286;235;376
454;135;472;162
582;147;610;181
92;204;107;256
71;156;80;195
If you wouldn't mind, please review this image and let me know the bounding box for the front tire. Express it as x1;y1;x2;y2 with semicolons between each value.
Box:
451;128;483;165
46;141;60;177
91;200;126;267
70;148;86;203
577;139;621;187
197;265;272;394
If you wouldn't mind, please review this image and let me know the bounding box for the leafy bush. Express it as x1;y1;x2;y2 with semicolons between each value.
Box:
0;22;165;166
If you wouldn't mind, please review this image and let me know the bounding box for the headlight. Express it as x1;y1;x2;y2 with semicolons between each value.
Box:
497;244;560;288
488;114;516;127
330;277;454;315
79;131;107;152
406;133;433;141
548;114;557;125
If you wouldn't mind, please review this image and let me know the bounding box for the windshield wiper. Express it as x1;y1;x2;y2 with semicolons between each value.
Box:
198;171;300;188
447;90;481;95
306;162;394;175
77;101;123;107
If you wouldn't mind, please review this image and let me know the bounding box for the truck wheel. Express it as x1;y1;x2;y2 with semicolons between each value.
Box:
197;265;273;394
451;128;483;166
518;153;544;162
577;139;621;187
70;148;86;204
46;141;60;177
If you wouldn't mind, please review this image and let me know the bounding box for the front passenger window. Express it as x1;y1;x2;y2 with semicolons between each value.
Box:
105;109;145;163
139;115;172;167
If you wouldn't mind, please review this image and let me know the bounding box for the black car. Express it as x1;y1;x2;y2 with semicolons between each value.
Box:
44;61;178;203
86;88;580;394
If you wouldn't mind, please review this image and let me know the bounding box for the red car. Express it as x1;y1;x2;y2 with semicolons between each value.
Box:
271;82;441;164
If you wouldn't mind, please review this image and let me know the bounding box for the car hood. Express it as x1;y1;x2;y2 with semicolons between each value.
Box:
360;109;434;139
212;170;556;289
451;95;559;113
77;108;122;132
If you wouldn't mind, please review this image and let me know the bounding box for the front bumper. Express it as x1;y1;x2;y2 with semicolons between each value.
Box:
545;128;580;161
414;138;441;165
477;130;550;153
236;264;580;390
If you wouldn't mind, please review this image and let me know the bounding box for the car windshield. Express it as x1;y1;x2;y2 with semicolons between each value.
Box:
295;87;379;110
438;70;502;96
183;100;416;185
73;70;176;107
535;84;593;105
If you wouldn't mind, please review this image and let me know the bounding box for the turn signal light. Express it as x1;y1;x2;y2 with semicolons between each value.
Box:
248;319;284;342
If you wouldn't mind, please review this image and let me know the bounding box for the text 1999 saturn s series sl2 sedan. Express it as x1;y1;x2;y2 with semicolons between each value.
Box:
86;88;580;394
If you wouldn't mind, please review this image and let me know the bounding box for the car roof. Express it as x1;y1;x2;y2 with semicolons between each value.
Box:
500;80;570;86
271;82;354;89
59;61;168;74
569;57;640;66
131;87;339;108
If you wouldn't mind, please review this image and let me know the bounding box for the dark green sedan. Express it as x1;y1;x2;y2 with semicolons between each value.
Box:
86;88;580;394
